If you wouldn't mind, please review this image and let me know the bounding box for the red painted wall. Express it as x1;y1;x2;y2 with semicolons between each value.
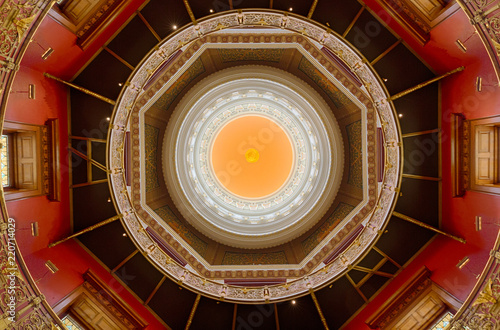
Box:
6;3;165;328
345;5;500;330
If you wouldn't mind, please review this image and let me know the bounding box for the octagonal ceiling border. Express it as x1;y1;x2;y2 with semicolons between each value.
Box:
137;36;374;274
107;10;402;303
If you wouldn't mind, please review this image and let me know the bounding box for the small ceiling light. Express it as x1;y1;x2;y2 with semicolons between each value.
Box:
173;25;177;30
383;78;388;82
118;82;123;87
292;300;296;305
106;117;110;121
107;197;111;203
289;7;293;11
210;9;214;13
122;233;127;237
398;113;403;118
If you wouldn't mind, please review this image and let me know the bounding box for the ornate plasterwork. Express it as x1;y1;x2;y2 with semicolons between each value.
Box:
108;10;402;303
164;66;344;248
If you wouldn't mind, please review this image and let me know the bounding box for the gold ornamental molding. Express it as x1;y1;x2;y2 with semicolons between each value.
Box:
107;9;403;303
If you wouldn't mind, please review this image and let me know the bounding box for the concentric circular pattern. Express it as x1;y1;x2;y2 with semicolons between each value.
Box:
164;66;344;248
109;10;402;303
212;115;293;198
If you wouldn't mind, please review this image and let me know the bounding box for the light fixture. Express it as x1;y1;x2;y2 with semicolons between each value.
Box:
107;197;111;203
289;7;293;11
122;233;127;237
475;76;499;92
45;260;58;273
398;113;403;118
383;78;388;82
210;9;214;13
173;25;177;30
118;82;123;87
31;222;39;237
12;84;35;99
31;40;54;60
475;215;499;231
457;257;479;278
455;31;476;53
106;117;110;121
292;300;296;305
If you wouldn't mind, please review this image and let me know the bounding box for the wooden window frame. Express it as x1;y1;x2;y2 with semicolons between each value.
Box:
469;115;500;195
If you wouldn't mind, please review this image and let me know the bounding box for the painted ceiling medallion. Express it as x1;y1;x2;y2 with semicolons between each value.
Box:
164;67;344;248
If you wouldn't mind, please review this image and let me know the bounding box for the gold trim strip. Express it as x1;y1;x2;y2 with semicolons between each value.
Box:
44;73;116;105
274;303;280;330
343;6;364;38
70;135;107;143
232;304;237;330
310;289;330;330
145;275;166;305
185;294;201;330
402;174;441;181
393;212;466;244
402;128;440;138
390;66;465;101
183;0;197;25
345;274;368;302
228;0;233;10
111;250;139;273
48;214;122;248
269;0;273;9
69;146;108;172
137;11;162;42
370;39;401;66
71;179;108;188
307;0;319;19
104;46;135;70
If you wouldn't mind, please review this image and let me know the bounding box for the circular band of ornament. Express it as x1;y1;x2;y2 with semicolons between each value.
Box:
108;10;402;303
164;66;344;248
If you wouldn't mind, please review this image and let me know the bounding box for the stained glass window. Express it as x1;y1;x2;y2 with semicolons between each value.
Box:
61;315;85;330
1;135;9;187
429;311;453;330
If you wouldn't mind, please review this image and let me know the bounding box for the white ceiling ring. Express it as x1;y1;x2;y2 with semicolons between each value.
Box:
164;66;344;248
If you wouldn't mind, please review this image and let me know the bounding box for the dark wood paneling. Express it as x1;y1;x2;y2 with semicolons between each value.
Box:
72;182;116;230
70;90;113;137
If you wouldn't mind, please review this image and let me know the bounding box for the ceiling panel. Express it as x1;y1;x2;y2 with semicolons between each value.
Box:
394;84;439;134
316;276;366;329
73;50;131;100
345;10;398;62
116;252;164;301
403;133;440;178
72;182;115;231
78;221;136;270
140;0;191;39
312;0;363;35
374;43;434;95
107;16;159;68
396;178;439;226
236;304;276;330
376;216;435;266
190;298;234;329
234;0;270;9
70;90;113;137
273;0;312;17
148;278;198;330
276;296;324;330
